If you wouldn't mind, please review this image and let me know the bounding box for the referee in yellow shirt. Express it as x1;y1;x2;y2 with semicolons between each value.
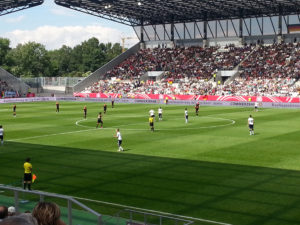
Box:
149;117;154;132
23;158;32;190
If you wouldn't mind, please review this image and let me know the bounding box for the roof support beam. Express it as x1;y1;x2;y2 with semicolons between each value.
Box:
218;20;226;37
174;24;181;39
243;19;251;36
171;21;174;42
204;20;208;40
230;19;238;36
184;23;192;39
140;18;144;42
207;22;214;38
52;0;300;27
269;16;276;35
239;18;243;38
255;17;263;35
0;0;43;16
195;22;203;38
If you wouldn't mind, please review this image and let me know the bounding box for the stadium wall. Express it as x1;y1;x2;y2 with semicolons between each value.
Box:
1;97;300;109
73;93;300;103
143;33;300;48
243;33;300;44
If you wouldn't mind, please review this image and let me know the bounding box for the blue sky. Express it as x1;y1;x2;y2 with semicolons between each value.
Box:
0;0;138;49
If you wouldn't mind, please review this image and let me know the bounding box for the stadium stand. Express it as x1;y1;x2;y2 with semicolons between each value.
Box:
0;79;18;98
216;42;300;97
73;43;140;93
82;42;300;97
84;44;255;95
0;67;29;97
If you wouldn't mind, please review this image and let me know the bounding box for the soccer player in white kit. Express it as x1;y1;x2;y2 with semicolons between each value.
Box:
248;115;254;135
254;102;259;112
149;109;155;116
158;107;163;121
0;125;4;145
149;109;155;121
185;108;188;123
115;128;124;151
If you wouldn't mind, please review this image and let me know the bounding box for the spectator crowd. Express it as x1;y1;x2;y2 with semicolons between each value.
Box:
0;79;18;98
216;42;300;97
83;42;300;97
85;45;253;95
0;202;66;225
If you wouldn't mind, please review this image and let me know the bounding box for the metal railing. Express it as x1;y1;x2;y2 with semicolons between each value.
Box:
123;209;194;225
20;77;83;88
0;185;102;225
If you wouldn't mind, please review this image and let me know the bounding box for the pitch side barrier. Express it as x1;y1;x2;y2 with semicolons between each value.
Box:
1;97;300;109
0;185;102;225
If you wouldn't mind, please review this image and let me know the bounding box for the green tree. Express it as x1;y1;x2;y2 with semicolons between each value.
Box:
81;37;106;71
105;43;122;62
9;42;51;77
49;45;73;77
0;38;11;68
0;37;124;78
69;44;83;72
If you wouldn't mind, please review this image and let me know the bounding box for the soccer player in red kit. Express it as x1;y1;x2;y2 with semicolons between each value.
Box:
56;102;59;113
83;106;87;119
195;102;200;116
13;104;16;117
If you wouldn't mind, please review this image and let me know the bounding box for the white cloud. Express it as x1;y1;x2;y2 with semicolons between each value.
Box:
5;15;25;23
4;25;139;50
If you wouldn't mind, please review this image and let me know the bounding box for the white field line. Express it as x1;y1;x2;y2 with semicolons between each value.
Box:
73;195;234;225
76;119;151;130
76;116;235;130
7;127;95;142
7;114;236;142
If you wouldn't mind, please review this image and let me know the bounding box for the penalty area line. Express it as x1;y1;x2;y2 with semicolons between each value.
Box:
72;196;234;225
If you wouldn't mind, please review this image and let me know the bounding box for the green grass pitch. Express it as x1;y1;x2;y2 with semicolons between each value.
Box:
1;101;300;225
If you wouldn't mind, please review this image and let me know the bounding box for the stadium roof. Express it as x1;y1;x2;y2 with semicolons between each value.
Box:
0;0;43;16
54;0;300;26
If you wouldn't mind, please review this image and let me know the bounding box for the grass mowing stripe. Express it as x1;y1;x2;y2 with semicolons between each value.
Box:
1;102;300;225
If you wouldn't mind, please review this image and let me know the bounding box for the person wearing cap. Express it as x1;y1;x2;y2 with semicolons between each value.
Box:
7;207;15;217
